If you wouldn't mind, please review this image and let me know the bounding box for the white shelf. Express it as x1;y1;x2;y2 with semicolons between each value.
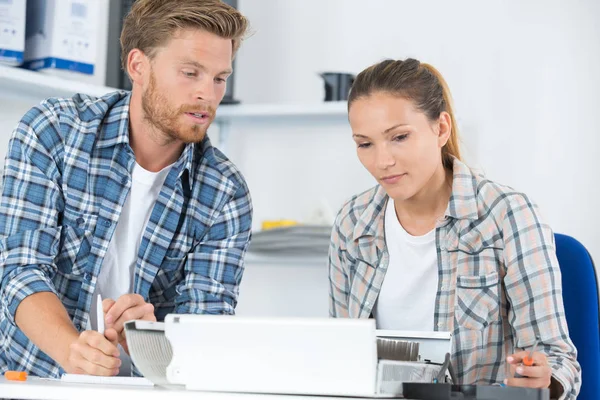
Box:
0;64;117;102
216;101;347;122
0;65;348;121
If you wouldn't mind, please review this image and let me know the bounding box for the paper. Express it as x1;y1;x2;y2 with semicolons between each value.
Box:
124;321;176;387
249;225;332;255
376;360;441;396
96;294;104;335
377;338;420;361
61;374;154;386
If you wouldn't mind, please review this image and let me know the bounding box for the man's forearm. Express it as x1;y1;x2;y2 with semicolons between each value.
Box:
14;292;79;368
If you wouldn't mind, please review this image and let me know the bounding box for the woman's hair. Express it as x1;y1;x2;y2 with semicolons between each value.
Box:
348;58;461;169
120;0;249;74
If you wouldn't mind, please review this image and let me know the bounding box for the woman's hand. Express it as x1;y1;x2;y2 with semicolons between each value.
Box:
505;351;553;389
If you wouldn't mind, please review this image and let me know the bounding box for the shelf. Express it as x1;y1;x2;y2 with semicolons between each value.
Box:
0;65;117;103
0;65;348;122
215;101;348;122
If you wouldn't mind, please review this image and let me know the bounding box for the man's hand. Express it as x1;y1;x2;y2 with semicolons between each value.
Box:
102;294;156;354
62;330;121;376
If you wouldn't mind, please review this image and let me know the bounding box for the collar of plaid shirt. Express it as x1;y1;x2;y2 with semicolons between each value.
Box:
349;158;479;270
91;93;197;189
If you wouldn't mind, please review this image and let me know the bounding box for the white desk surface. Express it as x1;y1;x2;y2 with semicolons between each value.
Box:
0;377;412;400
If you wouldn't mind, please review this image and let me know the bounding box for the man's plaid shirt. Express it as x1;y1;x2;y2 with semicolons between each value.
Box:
0;92;252;377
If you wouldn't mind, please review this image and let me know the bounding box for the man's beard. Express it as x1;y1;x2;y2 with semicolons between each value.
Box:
141;72;216;144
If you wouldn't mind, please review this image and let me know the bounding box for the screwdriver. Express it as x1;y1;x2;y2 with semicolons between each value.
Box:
4;371;27;381
523;337;540;367
513;336;540;379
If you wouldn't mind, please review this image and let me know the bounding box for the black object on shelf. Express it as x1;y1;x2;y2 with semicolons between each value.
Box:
105;0;134;91
219;0;240;105
320;72;355;101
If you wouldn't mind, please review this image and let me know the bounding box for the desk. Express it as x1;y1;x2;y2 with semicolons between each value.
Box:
0;377;413;400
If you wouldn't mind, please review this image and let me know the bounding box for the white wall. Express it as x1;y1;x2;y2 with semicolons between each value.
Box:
0;99;38;165
232;0;600;316
237;261;329;317
0;1;597;318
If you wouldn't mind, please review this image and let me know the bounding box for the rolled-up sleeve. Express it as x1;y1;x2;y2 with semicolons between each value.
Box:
502;194;581;399
0;103;64;325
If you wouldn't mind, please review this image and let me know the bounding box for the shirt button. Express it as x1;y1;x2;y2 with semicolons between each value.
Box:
75;324;81;331
104;219;111;227
437;322;443;327
76;217;84;226
84;273;92;281
440;246;446;251
365;301;370;306
121;177;128;185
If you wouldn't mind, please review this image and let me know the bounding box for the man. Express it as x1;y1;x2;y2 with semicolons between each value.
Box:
0;0;251;377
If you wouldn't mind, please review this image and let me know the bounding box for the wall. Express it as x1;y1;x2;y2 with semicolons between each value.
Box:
232;0;600;316
0;99;37;165
0;1;597;318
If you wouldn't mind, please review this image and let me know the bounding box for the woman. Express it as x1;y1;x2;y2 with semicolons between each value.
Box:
328;58;580;399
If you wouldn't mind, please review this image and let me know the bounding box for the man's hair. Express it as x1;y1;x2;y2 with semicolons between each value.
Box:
120;0;249;73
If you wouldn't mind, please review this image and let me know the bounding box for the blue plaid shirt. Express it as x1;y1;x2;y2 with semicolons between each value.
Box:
0;92;253;377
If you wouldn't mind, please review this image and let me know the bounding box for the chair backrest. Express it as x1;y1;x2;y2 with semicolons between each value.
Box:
554;233;600;400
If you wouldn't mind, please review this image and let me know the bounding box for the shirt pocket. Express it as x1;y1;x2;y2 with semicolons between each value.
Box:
150;250;186;310
161;250;188;271
455;271;501;330
153;249;187;292
152;226;196;299
56;214;98;276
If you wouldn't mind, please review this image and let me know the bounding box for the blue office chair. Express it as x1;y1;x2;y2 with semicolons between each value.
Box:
554;233;600;400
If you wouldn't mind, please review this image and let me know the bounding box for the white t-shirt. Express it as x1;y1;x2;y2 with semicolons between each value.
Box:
87;161;173;374
374;198;439;331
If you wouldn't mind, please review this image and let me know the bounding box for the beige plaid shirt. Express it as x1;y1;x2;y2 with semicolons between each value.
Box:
328;159;581;399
